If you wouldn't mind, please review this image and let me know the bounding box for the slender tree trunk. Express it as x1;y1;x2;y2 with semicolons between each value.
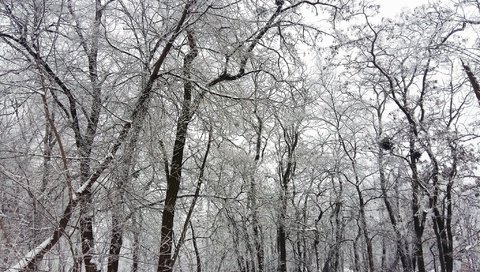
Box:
277;127;298;272
352;230;361;272
107;216;123;272
426;144;455;272
323;183;343;272
171;129;212;267
132;213;140;272
157;27;198;272
444;153;455;272
461;61;480;106
314;207;324;271
107;95;145;272
277;193;288;272
70;0;104;269
378;133;412;270
409;137;426;272
251;110;264;272
356;186;375;272
79;189;99;272
79;147;99;272
379;154;412;270
190;223;202;272
228;211;247;272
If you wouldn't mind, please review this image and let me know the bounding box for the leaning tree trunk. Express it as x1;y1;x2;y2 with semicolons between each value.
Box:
461;61;480;106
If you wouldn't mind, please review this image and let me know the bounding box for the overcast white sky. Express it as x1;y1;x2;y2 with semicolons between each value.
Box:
375;0;432;17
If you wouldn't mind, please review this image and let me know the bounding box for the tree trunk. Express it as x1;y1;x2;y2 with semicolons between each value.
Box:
277;196;288;272
171;129;212;267
322;185;343;272
378;147;412;270
409;138;426;272
157;27;198;272
356;185;375;272
251;110;264;272
107;89;146;272
80;192;99;272
461;61;480;106
426;144;455;272
352;230;361;272
107;217;123;272
277;126;299;272
132;213;141;272
190;223;202;272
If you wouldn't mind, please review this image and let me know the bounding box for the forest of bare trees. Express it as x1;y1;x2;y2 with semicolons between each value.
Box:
1;0;480;271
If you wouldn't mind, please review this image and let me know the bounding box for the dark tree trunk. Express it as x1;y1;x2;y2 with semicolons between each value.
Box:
352;230;361;272
356;185;375;272
80;187;99;272
107;216;123;272
378;148;413;271
171;128;212;267
426;144;456;272
228;212;247;272
277;127;299;272
132;214;140;272
461;61;480;106
323;186;343;272
191;223;202;272
251;110;264;272
277;206;288;272
157;25;198;272
410;139;426;272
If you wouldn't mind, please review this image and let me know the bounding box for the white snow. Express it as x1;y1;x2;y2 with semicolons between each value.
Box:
7;236;53;271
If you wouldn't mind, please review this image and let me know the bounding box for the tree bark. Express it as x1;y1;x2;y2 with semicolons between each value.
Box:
461;61;480;106
356;185;375;272
277;126;298;272
322;192;344;272
251;109;265;272
190;223;202;272
157;25;198;272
